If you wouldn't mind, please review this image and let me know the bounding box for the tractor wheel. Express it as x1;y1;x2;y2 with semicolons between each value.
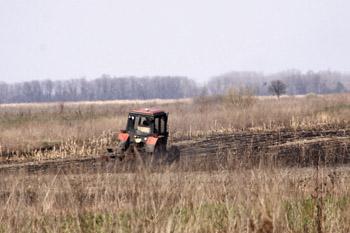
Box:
116;143;134;162
152;143;166;164
166;146;180;164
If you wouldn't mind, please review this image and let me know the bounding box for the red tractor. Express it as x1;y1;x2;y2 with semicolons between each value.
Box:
107;108;180;164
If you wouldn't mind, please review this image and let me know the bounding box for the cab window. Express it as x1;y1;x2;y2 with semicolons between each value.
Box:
127;114;153;134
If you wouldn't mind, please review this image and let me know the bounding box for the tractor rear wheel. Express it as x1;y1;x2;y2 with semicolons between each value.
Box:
166;146;180;164
152;143;166;162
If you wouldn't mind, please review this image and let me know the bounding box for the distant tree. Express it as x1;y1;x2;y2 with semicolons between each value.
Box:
268;80;287;99
335;81;346;93
198;86;209;97
0;82;7;104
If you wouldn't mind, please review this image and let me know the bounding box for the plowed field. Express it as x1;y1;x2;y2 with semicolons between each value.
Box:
0;127;349;174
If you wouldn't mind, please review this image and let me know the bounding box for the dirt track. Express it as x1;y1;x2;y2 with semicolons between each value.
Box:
0;128;349;174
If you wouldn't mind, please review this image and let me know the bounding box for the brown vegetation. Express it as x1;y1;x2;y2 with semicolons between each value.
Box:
0;93;349;232
1;165;350;232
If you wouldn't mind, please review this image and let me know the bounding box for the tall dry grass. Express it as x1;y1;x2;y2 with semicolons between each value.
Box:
0;165;349;233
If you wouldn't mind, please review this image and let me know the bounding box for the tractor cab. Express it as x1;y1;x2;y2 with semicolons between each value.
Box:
126;108;168;137
117;108;169;154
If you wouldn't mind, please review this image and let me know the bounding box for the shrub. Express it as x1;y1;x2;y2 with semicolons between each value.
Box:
223;87;256;108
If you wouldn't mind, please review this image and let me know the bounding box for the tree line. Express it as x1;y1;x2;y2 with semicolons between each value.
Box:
0;75;197;103
0;70;349;103
207;70;349;96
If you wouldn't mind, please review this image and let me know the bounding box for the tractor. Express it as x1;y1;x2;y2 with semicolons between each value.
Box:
107;108;180;164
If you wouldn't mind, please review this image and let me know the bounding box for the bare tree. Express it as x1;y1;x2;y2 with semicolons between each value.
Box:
268;80;287;99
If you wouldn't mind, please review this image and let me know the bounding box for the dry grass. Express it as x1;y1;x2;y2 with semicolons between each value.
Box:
0;165;350;233
0;94;350;232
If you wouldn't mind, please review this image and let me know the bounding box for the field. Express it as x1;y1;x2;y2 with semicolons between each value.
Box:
0;93;350;232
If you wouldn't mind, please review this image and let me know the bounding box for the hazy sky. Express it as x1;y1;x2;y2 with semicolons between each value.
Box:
0;0;349;82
